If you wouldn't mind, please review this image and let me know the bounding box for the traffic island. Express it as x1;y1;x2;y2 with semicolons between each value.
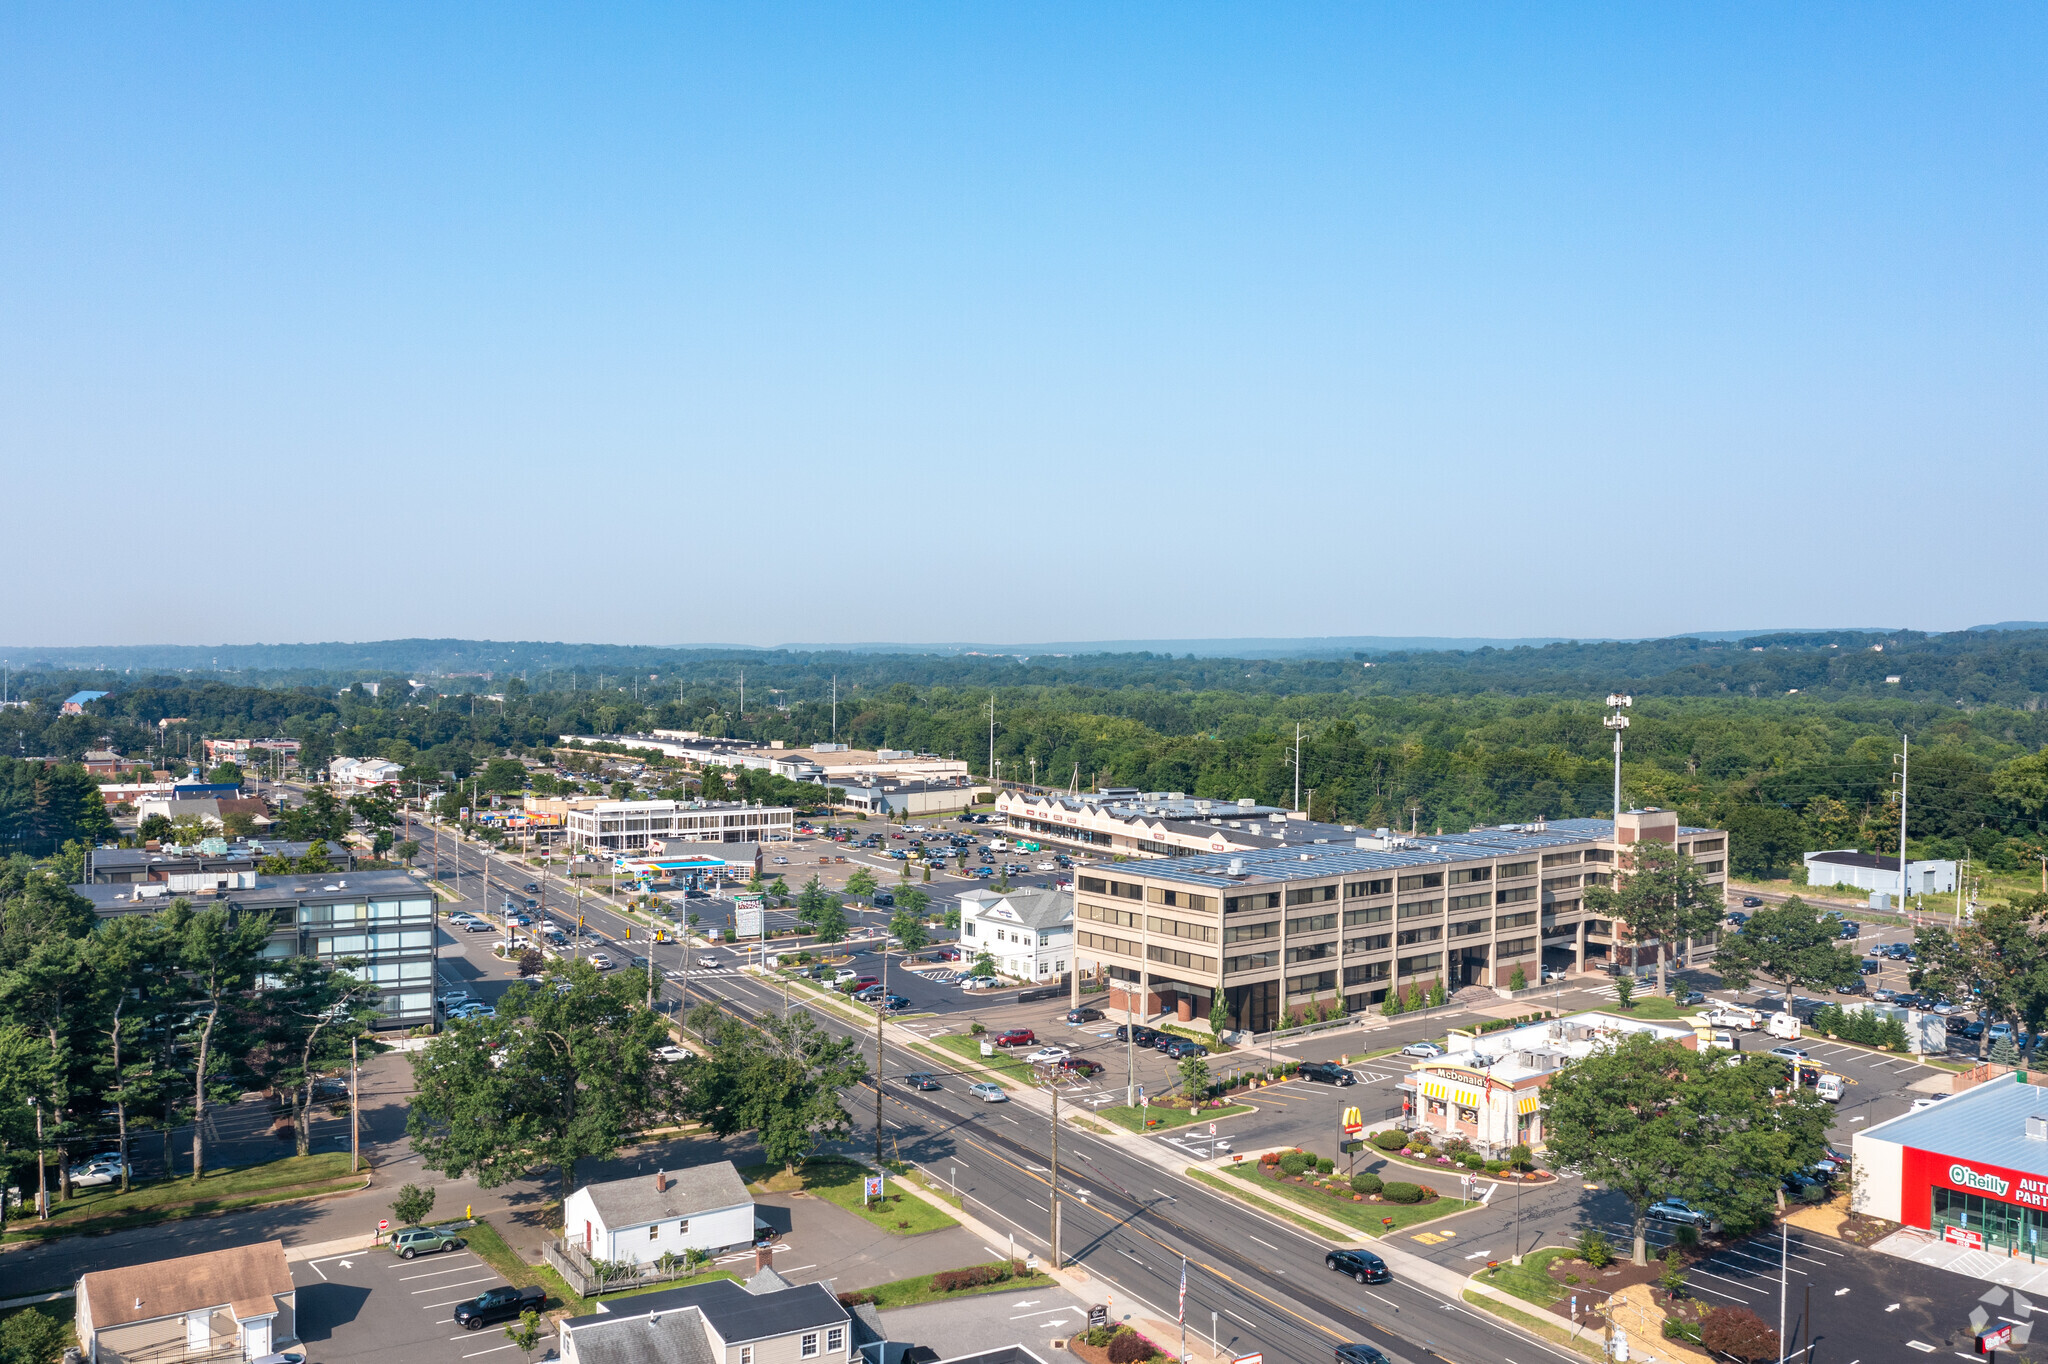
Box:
1093;1103;1253;1133
1224;1156;1477;1236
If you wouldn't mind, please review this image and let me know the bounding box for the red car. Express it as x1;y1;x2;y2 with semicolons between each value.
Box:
994;1029;1036;1047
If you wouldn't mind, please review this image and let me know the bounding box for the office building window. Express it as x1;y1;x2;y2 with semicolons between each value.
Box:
1344;878;1393;897
1285;912;1336;934
1344;961;1390;986
1496;886;1535;905
1286;969;1337;997
1449;892;1490;912
1343;905;1390;927
1225;892;1282;913
1285;885;1336;907
1692;838;1724;854
1448;867;1491;886
1223;921;1278;944
1584;848;1614;863
1398;899;1443;918
1146;888;1215;911
1498;911;1537;930
1497;937;1536;959
1498;861;1536;879
1448;918;1490;938
1224;951;1277;973
1343;932;1391;954
1541;851;1583;867
1397;872;1444;892
1542;874;1581;891
1396;952;1443;976
1395;925;1442;946
1285;942;1333;964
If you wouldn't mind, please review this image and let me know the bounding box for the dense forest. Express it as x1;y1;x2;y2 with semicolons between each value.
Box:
5;628;2048;876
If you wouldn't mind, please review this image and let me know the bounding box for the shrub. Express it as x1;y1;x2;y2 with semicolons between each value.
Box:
1082;1327;1118;1349
1509;965;1528;990
1107;1328;1162;1364
1663;1317;1703;1344
1674;1222;1699;1246
1278;1152;1311;1176
933;1263;1010;1292
1483;1159;1506;1175
1351;1173;1383;1195
1576;1228;1614;1268
837;1290;878;1305
1316;1157;1336;1175
1507;1142;1533;1171
1563;1273;1580;1286
1260;1150;1282;1166
1382;1182;1424;1204
1660;1247;1688;1295
1460;1153;1485;1170
1700;1305;1780;1363
1373;1130;1409;1151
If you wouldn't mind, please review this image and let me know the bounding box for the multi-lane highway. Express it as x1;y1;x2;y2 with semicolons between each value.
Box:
400;817;1593;1364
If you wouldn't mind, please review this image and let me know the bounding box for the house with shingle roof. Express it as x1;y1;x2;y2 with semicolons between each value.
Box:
76;1239;295;1363
562;1161;756;1266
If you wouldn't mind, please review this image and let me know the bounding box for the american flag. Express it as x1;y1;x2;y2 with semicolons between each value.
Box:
1178;1256;1187;1323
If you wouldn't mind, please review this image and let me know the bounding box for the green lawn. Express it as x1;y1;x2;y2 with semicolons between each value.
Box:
464;1218;588;1315
742;1157;959;1235
1472;1246;1576;1307
1;1153;364;1243
1462;1289;1605;1362
1224;1163;1476;1236
1183;1168;1342;1241
1096;1103;1254;1133
1598;994;1690;1021
926;1032;1035;1082
846;1263;1055;1310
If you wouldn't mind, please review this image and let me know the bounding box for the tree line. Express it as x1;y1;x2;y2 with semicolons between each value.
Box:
0;858;381;1230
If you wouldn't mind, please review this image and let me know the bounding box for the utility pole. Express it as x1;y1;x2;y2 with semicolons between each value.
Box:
1049;1069;1061;1269
832;675;837;742
350;1035;361;1174
1897;733;1910;912
1604;694;1633;817
874;944;887;1165
987;693;996;788
1293;723;1302;812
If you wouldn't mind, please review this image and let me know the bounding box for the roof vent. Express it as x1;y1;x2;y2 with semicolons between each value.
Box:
1237;798;1257;811
1299;853;1311;861
2030;1116;2048;1142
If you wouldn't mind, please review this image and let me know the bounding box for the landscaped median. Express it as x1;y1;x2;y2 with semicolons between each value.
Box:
1223;1155;1477;1236
1094;1102;1253;1133
0;1152;368;1243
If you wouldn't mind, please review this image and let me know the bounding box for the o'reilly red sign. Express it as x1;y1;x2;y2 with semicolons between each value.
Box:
1901;1146;2048;1225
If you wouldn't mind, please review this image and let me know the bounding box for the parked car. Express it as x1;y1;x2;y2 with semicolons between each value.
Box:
1399;1040;1446;1059
67;1157;129;1188
1115;1025;1162;1047
878;995;912;1011
454;1286;546;1330
447;1003;496;1021
1725;911;1750;927
1767;1045;1810;1064
1838;921;1862;940
1325;1248;1391;1284
1299;1061;1357;1086
1025;1046;1071;1064
960;975;1001;990
1161;1039;1209;1059
1860;959;1880;975
994;1029;1037;1048
1066;1007;1105;1024
390;1225;469;1258
1057;1057;1104;1077
905;1073;941;1091
1647;1198;1713;1227
871;891;895;908
968;1082;1007;1103
654;1044;690;1062
1741;896;1764;908
459;918;494;933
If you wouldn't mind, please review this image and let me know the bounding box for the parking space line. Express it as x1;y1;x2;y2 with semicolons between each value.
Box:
416;1276;501;1295
462;1344;522;1357
398;1261;484;1280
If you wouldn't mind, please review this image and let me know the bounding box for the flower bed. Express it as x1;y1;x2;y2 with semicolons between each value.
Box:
1232;1153;1476;1235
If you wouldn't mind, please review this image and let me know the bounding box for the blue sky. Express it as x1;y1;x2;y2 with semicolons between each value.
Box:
4;6;2041;647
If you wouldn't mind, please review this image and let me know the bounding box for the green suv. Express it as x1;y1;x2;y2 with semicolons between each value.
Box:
389;1225;469;1258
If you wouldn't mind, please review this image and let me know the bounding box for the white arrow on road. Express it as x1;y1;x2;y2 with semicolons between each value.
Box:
1836;1288;1851;1296
339;1260;353;1269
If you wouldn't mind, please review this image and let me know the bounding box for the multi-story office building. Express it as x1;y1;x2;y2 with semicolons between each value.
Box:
1070;809;1728;1034
76;868;438;1029
995;789;1364;860
86;840;358;889
561;799;794;854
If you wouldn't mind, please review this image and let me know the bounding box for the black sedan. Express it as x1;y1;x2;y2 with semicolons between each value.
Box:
1066;1007;1105;1024
904;1073;941;1091
1325;1249;1391;1284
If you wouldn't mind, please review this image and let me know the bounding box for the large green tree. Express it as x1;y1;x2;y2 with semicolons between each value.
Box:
890;906;931;953
1543;1032;1831;1265
407;960;675;1201
167;901;277;1179
1710;896;1861;994
1912;895;2048;1060
677;1004;865;1174
1583;840;1725;994
249;956;384;1155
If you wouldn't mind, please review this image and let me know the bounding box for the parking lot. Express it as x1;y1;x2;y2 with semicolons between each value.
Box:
294;1242;518;1364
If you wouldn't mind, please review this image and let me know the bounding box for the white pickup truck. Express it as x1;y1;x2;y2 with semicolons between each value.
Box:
1703;1006;1762;1030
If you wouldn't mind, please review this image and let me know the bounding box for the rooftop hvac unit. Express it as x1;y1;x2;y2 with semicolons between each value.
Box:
1227;857;1245;876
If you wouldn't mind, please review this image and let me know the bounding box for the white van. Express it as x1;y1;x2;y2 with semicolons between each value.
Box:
1815;1073;1844;1102
1766;1012;1802;1040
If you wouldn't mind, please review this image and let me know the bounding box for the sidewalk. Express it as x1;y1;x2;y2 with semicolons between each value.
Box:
1871;1225;2048;1294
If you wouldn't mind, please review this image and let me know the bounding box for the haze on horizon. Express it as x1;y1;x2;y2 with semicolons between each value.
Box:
4;6;2042;649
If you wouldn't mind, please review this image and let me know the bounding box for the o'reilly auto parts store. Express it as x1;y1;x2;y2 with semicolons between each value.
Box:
1855;1075;2048;1253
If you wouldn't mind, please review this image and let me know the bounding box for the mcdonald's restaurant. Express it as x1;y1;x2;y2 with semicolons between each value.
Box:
1854;1074;2048;1255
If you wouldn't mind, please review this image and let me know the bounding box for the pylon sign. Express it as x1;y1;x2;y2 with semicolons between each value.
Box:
1342;1106;1363;1135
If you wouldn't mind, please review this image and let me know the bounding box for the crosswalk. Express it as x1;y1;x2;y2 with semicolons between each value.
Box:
663;967;743;980
915;969;962;984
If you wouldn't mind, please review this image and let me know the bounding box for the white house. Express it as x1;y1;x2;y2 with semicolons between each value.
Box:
562;1161;755;1266
1803;849;1956;899
957;887;1073;982
328;756;403;795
